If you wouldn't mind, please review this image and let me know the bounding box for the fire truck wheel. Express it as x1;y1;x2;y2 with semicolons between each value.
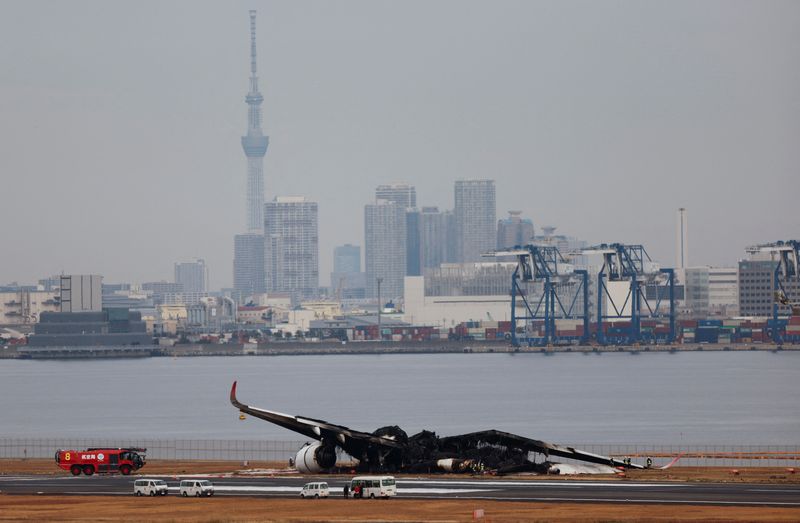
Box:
120;465;132;475
82;465;94;476
70;465;81;476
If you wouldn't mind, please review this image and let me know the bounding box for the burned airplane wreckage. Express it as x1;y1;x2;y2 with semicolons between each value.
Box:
230;382;644;474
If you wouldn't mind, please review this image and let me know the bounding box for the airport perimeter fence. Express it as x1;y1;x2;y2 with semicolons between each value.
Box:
0;438;798;468
0;438;307;463
561;443;800;468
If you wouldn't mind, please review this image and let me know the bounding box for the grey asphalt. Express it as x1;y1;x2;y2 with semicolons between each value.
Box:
1;475;799;506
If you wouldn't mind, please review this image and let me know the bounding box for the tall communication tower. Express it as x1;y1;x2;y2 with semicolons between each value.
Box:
675;208;688;270
241;10;269;233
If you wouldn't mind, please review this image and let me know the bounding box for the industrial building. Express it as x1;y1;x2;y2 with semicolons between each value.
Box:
60;274;102;313
403;263;516;327
0;290;60;326
403;275;512;328
186;297;236;333
29;309;151;347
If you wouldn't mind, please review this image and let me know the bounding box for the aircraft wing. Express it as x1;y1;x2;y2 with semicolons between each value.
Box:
229;381;403;450
439;430;644;469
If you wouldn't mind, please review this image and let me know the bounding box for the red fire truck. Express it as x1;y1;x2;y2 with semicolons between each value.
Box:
55;447;146;476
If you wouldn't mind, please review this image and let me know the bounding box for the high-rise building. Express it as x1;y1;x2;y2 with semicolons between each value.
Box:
419;207;450;270
331;244;365;300
174;259;207;293
454;179;496;263
406;209;422;276
241;10;269;234
333;244;360;274
264;196;319;303
497;211;534;249
365;200;406;301
375;183;416;208
233;233;266;300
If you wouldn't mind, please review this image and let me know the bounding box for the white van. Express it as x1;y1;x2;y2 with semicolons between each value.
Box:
300;482;329;498
349;476;396;499
180;479;215;497
133;479;168;496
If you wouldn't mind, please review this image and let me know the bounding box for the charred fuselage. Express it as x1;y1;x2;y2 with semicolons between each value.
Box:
230;381;642;474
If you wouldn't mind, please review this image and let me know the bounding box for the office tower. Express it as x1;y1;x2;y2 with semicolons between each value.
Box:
233;233;266;299
264;196;319;303
497;211;534;249
375;183;416;208
365;200;407;301
454;179;496;262
333;244;361;274
676;208;688;269
174;259;207;293
241;10;269;233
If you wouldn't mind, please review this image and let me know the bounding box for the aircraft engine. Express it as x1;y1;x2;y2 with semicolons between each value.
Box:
294;442;337;473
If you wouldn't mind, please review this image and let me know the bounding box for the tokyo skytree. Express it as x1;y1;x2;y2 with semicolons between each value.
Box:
241;10;269;233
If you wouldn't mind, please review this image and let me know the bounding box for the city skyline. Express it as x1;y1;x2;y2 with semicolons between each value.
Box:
1;2;798;288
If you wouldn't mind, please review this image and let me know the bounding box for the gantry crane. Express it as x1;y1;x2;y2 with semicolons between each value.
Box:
745;240;800;343
578;243;675;345
487;245;589;347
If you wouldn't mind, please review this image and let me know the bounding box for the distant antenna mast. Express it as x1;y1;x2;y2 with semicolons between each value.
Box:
249;10;259;91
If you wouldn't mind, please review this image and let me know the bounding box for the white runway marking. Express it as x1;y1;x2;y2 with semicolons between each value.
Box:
748;488;800;493
399;480;683;488
398;488;493;494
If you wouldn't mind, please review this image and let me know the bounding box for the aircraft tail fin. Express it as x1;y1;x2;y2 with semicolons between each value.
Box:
659;453;683;470
230;381;243;408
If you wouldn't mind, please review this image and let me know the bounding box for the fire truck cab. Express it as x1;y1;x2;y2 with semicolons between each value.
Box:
55;447;146;476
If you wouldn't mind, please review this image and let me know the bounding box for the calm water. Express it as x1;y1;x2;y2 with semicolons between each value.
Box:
2;352;799;445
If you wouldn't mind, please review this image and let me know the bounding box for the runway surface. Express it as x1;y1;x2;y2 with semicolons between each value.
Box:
1;475;799;506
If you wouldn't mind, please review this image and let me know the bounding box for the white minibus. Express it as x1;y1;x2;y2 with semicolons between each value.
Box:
349;476;396;499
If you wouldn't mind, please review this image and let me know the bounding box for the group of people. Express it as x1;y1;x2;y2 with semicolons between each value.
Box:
342;483;362;498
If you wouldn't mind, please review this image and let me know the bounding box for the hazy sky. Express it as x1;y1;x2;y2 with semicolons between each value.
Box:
1;0;798;288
